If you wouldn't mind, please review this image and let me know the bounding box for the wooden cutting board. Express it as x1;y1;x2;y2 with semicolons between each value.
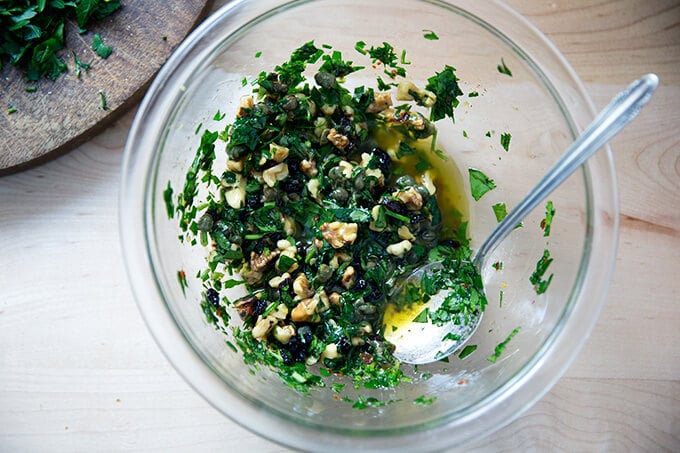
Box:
0;0;211;175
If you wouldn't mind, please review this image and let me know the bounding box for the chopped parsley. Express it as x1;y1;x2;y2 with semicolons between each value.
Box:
426;65;463;123
414;395;437;406
72;51;91;77
163;181;174;219
458;344;477;359
468;91;479;97
7;104;17;114
254;51;262;58
92;33;112;59
529;249;554;294
541;200;555;237
497;58;513;77
500;132;512;151
98;90;109;110
468;168;496;201
492;202;508;222
0;0;120;82
487;327;520;363
422;30;439;40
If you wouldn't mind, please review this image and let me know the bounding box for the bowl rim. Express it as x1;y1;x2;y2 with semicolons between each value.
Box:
120;0;619;451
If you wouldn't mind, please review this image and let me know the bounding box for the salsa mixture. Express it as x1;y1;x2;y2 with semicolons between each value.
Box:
169;40;546;395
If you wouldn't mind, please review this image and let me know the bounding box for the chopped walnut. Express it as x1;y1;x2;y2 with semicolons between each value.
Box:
269;143;289;162
396;81;437;107
300;159;318;177
341;265;355;289
291;297;319;322
273;325;295;344
395;187;423;210
262;163;289;187
327;128;350;150
237;95;254;117
252;315;276;339
397;225;415;241
320;222;358;248
366;91;393;113
386;239;413;257
329;292;343;307
293;273;315;299
250;250;280;272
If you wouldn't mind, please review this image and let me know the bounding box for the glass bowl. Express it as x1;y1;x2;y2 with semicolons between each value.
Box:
120;0;618;451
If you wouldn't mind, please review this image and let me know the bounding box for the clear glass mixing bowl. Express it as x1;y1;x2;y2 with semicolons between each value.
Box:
120;1;618;451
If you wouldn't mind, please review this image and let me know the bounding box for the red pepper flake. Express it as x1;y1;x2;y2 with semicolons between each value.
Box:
457;379;467;385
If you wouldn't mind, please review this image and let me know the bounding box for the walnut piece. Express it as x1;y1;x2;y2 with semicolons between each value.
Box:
327;128;349;150
366;91;393;113
395;187;423;210
320;222;358;249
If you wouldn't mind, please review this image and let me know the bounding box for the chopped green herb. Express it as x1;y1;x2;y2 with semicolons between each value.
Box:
412;309;429;323
530;249;554;294
414;395;437;406
492;261;503;271
492;202;508;222
162;36;168;41
468;91;479;97
241;77;247;87
7;104;17;114
426;65;463;122
98;90;109;110
458;344;477;359
0;0;120;82
442;332;461;342
400;49;410;65
254;51;262;58
497;58;512;77
487;327;520;363
25;86;37;93
422;30;439;40
500;132;512;152
541;200;555;237
163;181;174;219
213;110;226;121
92;33;112;59
499;289;504;307
468;168;496;201
177;270;188;295
72;51;91;78
331;383;345;393
462;130;468;138
485;131;492;137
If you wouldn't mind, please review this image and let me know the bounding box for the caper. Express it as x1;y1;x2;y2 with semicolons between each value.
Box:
353;169;366;191
226;144;247;160
330;187;349;204
328;166;345;181
314;71;336;89
396;175;416;188
316;264;333;283
282;94;299;111
416;185;430;200
196;212;214;232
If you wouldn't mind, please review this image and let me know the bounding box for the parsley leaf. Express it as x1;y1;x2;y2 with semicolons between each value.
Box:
458;344;477;359
497;58;513;77
500;132;512;151
529;249;554;294
425;65;463;122
487;327;520;363
541;200;556;237
468;168;496;201
92;33;112;59
422;30;439;40
492;202;508;222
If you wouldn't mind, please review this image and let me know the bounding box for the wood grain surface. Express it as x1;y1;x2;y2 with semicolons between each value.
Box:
1;0;679;452
0;0;210;175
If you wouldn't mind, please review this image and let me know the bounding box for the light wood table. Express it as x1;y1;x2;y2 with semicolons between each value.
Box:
1;1;678;451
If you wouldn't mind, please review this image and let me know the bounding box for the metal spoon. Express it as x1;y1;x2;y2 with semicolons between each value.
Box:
385;74;659;364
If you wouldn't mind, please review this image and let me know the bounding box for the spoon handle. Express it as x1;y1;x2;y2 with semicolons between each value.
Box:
473;74;659;269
